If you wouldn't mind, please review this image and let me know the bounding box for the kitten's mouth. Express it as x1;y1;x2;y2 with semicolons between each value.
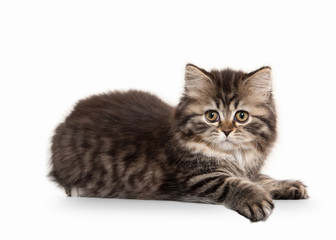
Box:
220;139;238;147
222;138;233;143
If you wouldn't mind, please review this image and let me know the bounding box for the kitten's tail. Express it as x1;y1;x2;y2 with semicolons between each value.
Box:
48;169;60;183
48;169;72;196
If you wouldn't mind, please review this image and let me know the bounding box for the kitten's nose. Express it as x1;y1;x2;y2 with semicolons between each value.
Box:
223;130;232;137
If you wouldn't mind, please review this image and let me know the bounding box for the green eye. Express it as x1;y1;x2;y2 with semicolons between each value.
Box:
235;111;249;123
205;110;220;123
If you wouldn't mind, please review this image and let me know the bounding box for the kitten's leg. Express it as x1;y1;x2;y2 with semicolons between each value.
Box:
185;174;274;222
64;187;84;197
65;187;72;196
255;174;309;200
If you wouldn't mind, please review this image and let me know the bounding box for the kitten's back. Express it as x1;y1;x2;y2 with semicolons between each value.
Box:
65;90;174;135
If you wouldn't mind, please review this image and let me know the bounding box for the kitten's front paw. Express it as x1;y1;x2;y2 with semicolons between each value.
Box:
273;180;309;200
234;187;274;222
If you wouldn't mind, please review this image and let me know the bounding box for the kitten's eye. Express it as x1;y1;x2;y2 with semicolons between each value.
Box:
235;111;249;123
205;110;220;123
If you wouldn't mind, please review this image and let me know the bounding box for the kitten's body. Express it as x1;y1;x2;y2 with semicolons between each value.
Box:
50;64;308;222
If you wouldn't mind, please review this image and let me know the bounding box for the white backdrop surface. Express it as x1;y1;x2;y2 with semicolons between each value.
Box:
0;1;335;239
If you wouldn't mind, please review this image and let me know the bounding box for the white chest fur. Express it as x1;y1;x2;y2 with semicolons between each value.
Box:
183;140;262;172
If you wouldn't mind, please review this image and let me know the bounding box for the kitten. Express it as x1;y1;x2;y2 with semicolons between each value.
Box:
49;64;308;222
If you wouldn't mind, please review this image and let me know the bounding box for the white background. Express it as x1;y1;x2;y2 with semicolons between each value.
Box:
1;0;335;239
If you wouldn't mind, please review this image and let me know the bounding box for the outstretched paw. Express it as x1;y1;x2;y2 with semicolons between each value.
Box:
237;198;274;222
273;180;309;200
233;185;274;222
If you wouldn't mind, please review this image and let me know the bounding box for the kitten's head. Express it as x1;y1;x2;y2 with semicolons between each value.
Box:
175;64;277;156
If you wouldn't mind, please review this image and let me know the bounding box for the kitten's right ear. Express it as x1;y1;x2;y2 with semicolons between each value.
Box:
184;64;212;97
244;67;272;101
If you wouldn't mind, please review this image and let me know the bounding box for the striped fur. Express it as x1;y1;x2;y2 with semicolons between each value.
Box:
49;64;308;222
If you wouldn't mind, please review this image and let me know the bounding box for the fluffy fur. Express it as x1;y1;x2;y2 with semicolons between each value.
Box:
49;64;308;222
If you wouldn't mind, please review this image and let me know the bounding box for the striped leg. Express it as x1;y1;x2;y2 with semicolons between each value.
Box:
185;172;274;222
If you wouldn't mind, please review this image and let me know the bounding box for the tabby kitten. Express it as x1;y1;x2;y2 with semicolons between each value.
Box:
49;64;308;222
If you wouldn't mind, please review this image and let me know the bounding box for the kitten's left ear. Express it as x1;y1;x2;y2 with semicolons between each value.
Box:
244;67;272;99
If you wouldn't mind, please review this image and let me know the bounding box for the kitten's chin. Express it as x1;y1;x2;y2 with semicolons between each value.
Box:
217;140;237;151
